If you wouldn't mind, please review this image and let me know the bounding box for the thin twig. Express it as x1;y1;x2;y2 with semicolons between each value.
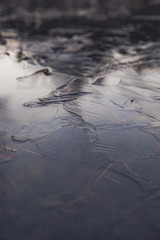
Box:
104;175;122;185
86;164;113;192
24;149;42;157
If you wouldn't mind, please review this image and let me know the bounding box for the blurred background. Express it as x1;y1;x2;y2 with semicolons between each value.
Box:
0;0;159;14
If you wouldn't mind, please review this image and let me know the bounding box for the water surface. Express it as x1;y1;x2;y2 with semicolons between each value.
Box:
1;3;160;240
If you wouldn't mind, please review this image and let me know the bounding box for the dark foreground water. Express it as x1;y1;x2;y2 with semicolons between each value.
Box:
1;2;160;240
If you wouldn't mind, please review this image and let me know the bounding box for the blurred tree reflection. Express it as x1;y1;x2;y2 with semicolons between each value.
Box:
0;0;150;11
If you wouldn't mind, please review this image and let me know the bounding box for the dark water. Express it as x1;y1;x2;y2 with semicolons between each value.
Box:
1;1;160;240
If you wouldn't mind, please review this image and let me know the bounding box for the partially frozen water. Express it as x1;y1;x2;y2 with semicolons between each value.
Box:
1;5;160;240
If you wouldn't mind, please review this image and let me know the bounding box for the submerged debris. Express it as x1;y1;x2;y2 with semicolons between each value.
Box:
0;143;15;163
16;67;52;80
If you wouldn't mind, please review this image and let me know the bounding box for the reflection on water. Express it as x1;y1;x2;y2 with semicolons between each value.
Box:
1;3;160;240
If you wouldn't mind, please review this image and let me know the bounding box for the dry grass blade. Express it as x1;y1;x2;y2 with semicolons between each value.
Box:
5;171;17;188
104;175;122;185
68;195;85;205
24;149;42;157
86;164;113;193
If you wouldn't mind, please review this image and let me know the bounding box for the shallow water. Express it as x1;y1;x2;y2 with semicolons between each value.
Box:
1;3;160;240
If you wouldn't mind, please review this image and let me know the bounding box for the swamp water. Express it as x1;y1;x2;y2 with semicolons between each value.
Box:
0;4;160;240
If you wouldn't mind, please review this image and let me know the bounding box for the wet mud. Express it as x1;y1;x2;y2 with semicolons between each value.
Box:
1;2;160;240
